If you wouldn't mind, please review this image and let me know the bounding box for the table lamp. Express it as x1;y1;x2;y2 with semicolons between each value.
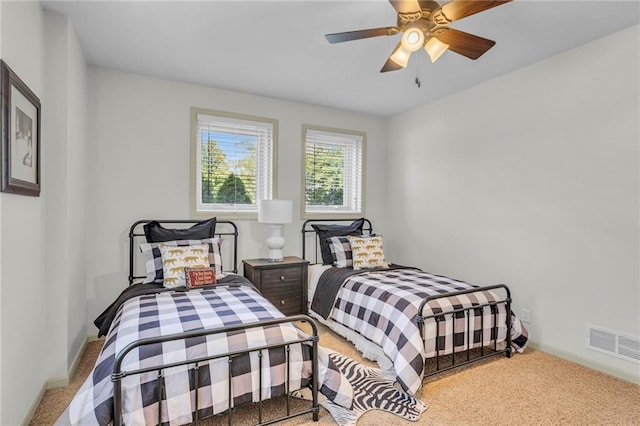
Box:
258;199;293;262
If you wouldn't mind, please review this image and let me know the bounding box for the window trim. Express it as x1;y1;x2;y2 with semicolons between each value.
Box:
190;107;278;220
301;124;366;220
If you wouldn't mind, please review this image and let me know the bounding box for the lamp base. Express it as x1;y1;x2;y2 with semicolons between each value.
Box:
266;251;284;262
265;225;285;263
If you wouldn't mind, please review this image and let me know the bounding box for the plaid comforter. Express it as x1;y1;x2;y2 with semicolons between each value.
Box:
316;267;528;395
57;282;351;425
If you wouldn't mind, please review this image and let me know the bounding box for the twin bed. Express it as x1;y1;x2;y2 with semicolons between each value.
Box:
302;218;528;394
58;220;332;426
58;217;527;425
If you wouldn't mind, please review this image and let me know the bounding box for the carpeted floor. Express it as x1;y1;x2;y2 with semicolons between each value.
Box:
31;322;640;425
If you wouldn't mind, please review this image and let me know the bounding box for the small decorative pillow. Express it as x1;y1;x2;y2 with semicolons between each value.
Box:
347;234;389;270
140;238;223;284
184;266;217;288
327;236;353;267
159;244;209;288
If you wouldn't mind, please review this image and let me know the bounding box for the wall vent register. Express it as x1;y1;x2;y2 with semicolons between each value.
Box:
586;324;640;364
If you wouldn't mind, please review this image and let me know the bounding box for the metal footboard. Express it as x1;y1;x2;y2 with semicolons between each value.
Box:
417;284;512;377
112;315;320;426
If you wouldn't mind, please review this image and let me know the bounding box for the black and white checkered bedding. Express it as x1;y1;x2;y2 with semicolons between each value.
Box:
318;267;528;395
56;282;351;425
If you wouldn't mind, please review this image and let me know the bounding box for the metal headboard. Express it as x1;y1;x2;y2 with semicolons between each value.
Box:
128;219;239;285
301;218;373;264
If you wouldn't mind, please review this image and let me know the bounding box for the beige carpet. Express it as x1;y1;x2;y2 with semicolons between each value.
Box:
31;322;640;425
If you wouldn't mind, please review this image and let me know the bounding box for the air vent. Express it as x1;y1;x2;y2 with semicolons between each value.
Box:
587;324;640;364
618;336;640;362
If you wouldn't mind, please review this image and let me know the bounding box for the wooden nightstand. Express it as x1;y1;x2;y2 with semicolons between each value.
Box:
242;256;309;316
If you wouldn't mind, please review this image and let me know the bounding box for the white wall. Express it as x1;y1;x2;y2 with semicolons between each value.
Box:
64;11;89;373
86;68;387;331
43;9;88;381
0;1;46;424
386;25;639;381
0;2;88;424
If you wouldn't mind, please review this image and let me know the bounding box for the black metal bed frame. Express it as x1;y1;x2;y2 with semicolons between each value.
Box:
301;218;512;379
112;315;320;426
111;219;320;425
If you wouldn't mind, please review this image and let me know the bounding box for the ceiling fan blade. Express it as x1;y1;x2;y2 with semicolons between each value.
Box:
380;43;409;73
432;27;495;59
388;0;421;14
431;0;512;25
325;27;400;44
380;57;405;73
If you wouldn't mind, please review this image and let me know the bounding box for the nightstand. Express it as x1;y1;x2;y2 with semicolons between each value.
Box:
242;256;309;316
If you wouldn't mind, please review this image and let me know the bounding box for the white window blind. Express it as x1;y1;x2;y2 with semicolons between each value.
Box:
304;127;364;215
195;112;274;213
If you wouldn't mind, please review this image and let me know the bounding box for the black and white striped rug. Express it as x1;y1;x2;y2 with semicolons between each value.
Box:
295;351;428;426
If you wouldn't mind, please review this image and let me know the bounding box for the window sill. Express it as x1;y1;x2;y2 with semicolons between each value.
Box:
301;211;364;221
191;210;259;221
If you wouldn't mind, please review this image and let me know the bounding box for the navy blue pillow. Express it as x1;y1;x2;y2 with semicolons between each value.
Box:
311;218;365;265
143;217;216;243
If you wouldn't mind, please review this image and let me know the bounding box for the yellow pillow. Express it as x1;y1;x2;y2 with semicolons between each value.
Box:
159;244;210;288
347;235;389;270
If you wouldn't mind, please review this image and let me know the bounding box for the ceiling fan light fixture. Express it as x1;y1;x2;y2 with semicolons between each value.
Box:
400;28;425;52
326;0;512;73
390;46;411;68
424;36;449;63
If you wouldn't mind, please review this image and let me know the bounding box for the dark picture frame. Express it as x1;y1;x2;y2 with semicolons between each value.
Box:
0;60;41;196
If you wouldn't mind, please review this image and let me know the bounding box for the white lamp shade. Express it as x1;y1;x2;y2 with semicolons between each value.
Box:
258;199;293;224
390;46;411;68
424;37;449;63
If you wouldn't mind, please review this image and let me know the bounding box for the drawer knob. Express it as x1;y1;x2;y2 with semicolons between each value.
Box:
280;300;285;306
280;275;285;281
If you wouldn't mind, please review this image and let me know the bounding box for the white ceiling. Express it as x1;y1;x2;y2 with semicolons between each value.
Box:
41;0;639;117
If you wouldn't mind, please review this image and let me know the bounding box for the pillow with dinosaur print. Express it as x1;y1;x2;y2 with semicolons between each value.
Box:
347;234;389;270
159;244;210;288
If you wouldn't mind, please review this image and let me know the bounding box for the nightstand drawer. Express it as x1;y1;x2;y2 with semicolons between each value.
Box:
263;287;302;316
261;266;303;286
242;256;309;316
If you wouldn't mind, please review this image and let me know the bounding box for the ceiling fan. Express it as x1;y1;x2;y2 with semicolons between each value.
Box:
325;0;512;73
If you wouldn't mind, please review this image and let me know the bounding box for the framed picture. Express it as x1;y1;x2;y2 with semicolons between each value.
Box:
1;60;41;196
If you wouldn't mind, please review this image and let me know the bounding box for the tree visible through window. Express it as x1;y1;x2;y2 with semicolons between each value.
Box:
193;109;275;214
304;126;364;216
201;134;255;205
306;144;344;206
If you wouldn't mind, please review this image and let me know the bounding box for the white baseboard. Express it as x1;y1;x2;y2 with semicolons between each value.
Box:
530;342;640;385
21;335;92;425
46;375;70;389
45;337;87;389
20;382;47;426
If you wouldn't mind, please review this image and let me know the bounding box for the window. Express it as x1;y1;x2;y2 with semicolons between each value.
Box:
303;125;365;216
192;108;276;217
